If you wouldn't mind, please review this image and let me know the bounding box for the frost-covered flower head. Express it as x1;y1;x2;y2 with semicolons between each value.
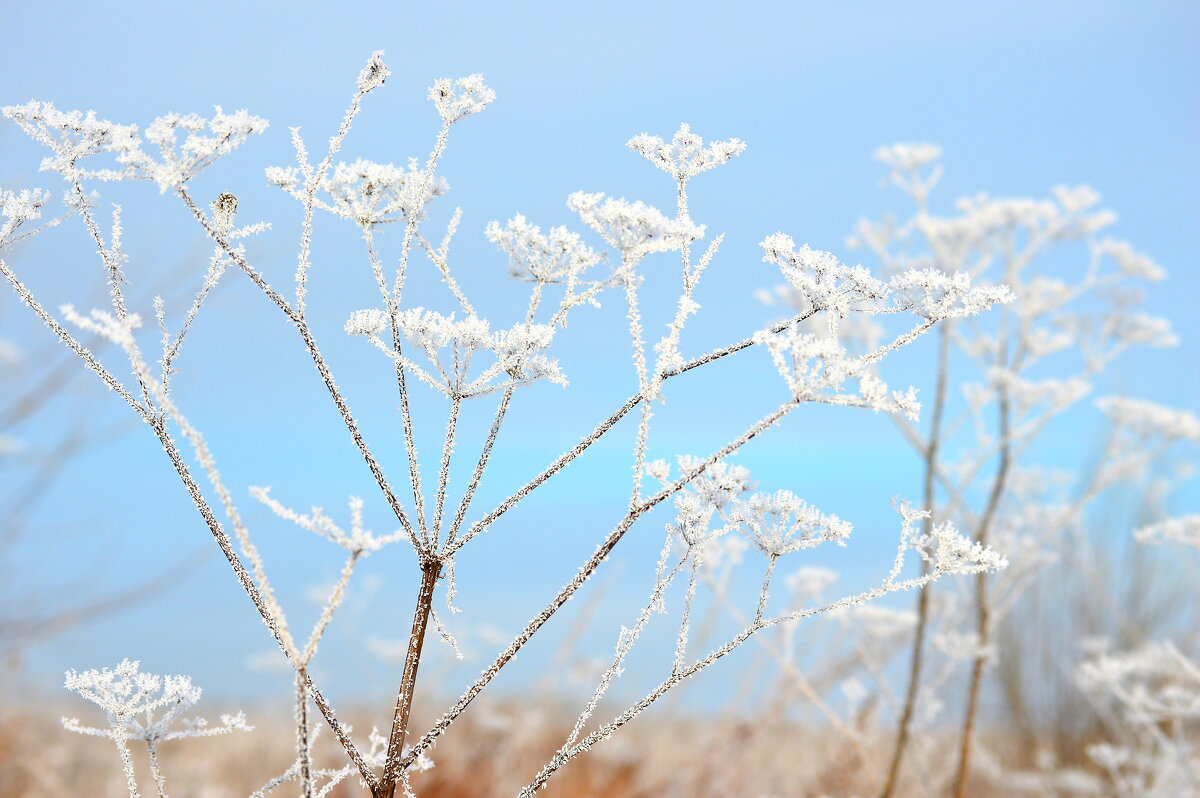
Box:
429;74;496;124
972;370;1092;420
952;187;1116;241
626;123;746;181
754;326;921;420
567;192;704;261
1096;238;1166;282
762;235;1011;322
1;188;50;226
266;157;448;225
1078;642;1200;724
730;490;852;556
121;107;269;193
674;455;755;510
357;50;390;93
656;456;754;546
888;269;1015;320
875;142;942;172
62;659;250;742
1075;641;1200;798
345;308;388;336
896;502;1008;576
759;234;888;317
1096;397;1200;443
1135;515;1200;550
485;214;603;283
3;101;140;179
352;308;566;398
1;188;52;249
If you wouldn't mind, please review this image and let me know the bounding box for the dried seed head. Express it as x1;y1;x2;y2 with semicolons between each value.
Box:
358;51;390;93
212;192;238;233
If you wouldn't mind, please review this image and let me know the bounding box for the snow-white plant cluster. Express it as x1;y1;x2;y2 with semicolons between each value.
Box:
9;51;1133;798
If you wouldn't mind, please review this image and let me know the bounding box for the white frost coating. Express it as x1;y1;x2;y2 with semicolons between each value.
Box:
428;73;496;124
267;157;449;225
568;191;704;260
485;214;602;283
626;123;746;180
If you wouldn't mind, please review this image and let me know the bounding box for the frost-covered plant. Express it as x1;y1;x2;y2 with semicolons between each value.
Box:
3;53;1010;798
1077;641;1200;798
62;659;251;798
781;143;1192;797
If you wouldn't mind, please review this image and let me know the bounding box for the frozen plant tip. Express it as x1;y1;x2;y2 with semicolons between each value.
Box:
626;123;746;180
428;74;495;124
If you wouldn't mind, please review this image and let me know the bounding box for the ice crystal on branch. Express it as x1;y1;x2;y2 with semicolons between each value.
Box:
568;192;704;260
626;123;746;180
429;73;495;124
485;214;603;283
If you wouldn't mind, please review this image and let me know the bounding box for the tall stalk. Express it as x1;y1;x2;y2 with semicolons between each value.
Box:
879;323;949;798
377;559;443;798
951;308;1014;798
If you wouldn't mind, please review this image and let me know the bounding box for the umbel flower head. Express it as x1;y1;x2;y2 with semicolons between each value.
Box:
347;307;567;398
486;214;603;283
627;123;746;180
2;101;140;179
1;188;50;226
3;101;267;191
266;157;449;226
875;142;943;172
62;659;250;742
754;325;922;420
429;73;496;124
567;191;704;261
122;107;269;193
730;490;853;556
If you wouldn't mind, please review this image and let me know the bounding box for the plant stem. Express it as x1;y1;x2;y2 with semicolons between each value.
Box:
880;323;949;798
378;559;443;798
951;343;1013;798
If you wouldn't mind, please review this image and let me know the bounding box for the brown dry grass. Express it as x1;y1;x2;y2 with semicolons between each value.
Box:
0;695;1044;798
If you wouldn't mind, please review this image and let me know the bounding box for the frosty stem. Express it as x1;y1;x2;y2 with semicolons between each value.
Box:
378;558;443;798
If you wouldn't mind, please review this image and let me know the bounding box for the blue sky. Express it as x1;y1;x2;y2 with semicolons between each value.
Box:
1;0;1197;715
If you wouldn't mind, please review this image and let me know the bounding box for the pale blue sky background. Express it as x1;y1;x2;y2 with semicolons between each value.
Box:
1;0;1197;718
